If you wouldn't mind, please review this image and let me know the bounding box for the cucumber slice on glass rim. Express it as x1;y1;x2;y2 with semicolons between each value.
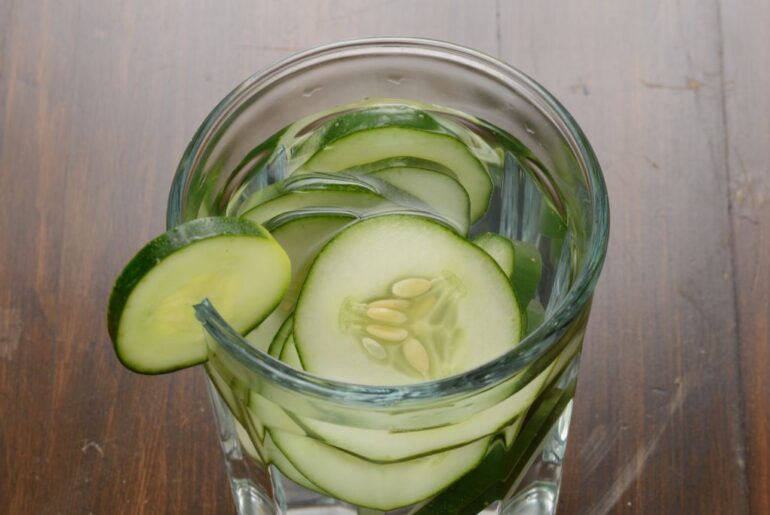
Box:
107;217;290;374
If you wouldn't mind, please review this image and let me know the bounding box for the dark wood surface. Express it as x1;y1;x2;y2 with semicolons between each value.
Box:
1;1;767;514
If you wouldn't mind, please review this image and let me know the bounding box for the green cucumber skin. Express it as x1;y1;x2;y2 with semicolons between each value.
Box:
312;105;449;145
224;128;289;216
473;233;515;276
267;315;294;358
237;175;376;218
511;240;542;308
414;377;577;514
342;156;457;177
107;217;274;374
299;105;493;222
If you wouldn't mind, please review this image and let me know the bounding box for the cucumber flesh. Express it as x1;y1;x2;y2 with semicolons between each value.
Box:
267;315;293;358
299;106;492;221
294;215;521;385
270;429;490;511
279;335;303;369
205;361;246;425
243;213;355;353
235;419;263;462
236;168;377;216
264;431;321;492
241;188;386;226
511;240;542;307
474;233;515;276
244;311;286;353
271;212;356;304
247;390;305;436
526;299;546;335
364;167;471;236
346;156;456;177
295;362;553;462
107;217;291;374
474;234;543;310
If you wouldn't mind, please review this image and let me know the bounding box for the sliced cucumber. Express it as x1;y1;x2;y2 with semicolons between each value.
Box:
267;315;293;358
294;214;521;385
526;299;546;335
298;106;492;221
243;212;355;353
247;390;305;436
244;311;286;353
270;212;357;303
295;362;553;462
107;217;290;374
474;233;515;277
474;234;543;309
241;188;385;226
205;361;246;424
235;418;263;462
363;167;471;235
237;169;382;218
264;431;320;492
415;379;577;514
511;240;542;307
270;429;490;510
279;335;303;369
347;156;456;177
503;414;525;448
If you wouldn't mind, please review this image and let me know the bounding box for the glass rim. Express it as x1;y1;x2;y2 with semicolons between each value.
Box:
167;37;609;406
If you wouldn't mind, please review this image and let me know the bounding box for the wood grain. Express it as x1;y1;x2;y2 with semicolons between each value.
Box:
0;2;496;514
721;0;770;513
0;1;767;514
500;1;752;513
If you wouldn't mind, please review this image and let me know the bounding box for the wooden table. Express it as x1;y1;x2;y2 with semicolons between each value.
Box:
1;1;767;513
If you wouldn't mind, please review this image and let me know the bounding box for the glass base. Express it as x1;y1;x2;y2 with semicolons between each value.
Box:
206;374;574;515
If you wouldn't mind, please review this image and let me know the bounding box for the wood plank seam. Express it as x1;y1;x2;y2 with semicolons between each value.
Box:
714;0;753;509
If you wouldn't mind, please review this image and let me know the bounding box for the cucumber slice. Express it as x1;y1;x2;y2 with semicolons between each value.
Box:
347;156;456;177
237;168;382;218
295;362;553;462
267;315;293;358
525;299;546;335
364;167;471;236
511;240;542;307
299;106;492;221
107;217;290;374
294;215;521;385
279;335;303;369
270;429;490;510
270;212;357;303
264;431;321;492
415;379;577;514
244;311;286;353
243;212;355;353
474;234;543;308
205;361;246;425
246;390;305;436
235;419;263;462
241;188;385;226
473;233;515;276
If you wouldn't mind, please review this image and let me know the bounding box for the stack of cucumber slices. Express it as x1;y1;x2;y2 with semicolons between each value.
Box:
107;101;550;510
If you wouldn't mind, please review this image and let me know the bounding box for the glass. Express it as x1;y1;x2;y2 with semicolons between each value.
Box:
167;38;609;515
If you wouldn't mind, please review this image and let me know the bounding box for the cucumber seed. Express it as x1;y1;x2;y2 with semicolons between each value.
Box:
391;278;432;298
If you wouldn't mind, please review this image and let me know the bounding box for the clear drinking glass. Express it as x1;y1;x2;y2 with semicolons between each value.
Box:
167;38;609;515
